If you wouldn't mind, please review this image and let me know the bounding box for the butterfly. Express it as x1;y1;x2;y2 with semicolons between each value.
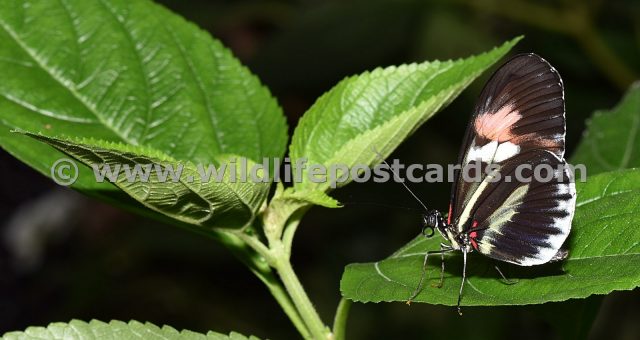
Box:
402;53;576;314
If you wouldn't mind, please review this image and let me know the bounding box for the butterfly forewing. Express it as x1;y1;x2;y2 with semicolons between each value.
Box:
448;53;574;265
471;53;566;157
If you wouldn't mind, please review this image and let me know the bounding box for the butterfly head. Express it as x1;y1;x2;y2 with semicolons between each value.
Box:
422;210;446;238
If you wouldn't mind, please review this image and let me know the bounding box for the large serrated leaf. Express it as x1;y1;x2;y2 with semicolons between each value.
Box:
289;37;521;192
340;169;640;306
0;0;287;194
571;82;640;175
1;319;260;340
23;133;268;229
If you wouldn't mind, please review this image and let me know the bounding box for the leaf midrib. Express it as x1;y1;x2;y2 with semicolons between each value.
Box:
58;0;81;84
95;0;153;143
164;23;224;156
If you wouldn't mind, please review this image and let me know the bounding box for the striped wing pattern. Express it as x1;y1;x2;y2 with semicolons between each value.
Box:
465;150;575;265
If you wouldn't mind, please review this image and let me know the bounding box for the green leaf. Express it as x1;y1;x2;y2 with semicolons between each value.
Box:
23;132;269;229
278;187;342;209
0;0;287;193
340;168;640;306
289;37;521;192
1;319;260;340
261;184;340;241
571;82;640;175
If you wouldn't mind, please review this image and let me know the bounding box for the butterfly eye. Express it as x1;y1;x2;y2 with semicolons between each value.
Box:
422;225;436;238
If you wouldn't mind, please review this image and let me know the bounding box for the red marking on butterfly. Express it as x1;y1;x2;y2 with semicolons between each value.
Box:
469;220;479;250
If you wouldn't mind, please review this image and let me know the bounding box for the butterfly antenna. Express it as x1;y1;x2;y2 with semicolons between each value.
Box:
342;201;422;213
371;147;429;212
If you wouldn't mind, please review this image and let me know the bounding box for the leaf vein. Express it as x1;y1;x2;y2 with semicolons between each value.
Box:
0;17;132;143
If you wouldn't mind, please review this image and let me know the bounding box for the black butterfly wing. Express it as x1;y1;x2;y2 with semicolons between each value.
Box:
465;150;576;265
471;53;566;158
448;53;566;224
447;54;574;265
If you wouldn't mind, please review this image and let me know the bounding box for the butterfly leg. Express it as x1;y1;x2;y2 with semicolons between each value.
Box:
457;248;468;316
436;243;452;288
407;247;454;304
494;265;518;285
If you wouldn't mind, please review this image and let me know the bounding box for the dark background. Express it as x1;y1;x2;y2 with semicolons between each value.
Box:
1;0;639;339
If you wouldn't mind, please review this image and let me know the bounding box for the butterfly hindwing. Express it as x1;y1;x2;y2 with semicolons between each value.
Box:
463;150;576;265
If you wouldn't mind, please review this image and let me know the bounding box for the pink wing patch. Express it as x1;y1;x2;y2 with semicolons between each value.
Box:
473;104;520;142
473;104;562;149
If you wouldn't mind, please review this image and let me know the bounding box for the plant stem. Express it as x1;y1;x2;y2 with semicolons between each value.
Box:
218;230;310;338
250;266;311;339
231;230;276;265
332;298;352;340
250;193;331;339
282;207;309;257
273;244;330;340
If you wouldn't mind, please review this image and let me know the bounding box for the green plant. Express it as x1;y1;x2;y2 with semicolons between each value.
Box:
1;1;639;339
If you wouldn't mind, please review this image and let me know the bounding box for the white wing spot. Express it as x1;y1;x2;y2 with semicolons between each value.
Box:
466;140;498;163
494;142;520;162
